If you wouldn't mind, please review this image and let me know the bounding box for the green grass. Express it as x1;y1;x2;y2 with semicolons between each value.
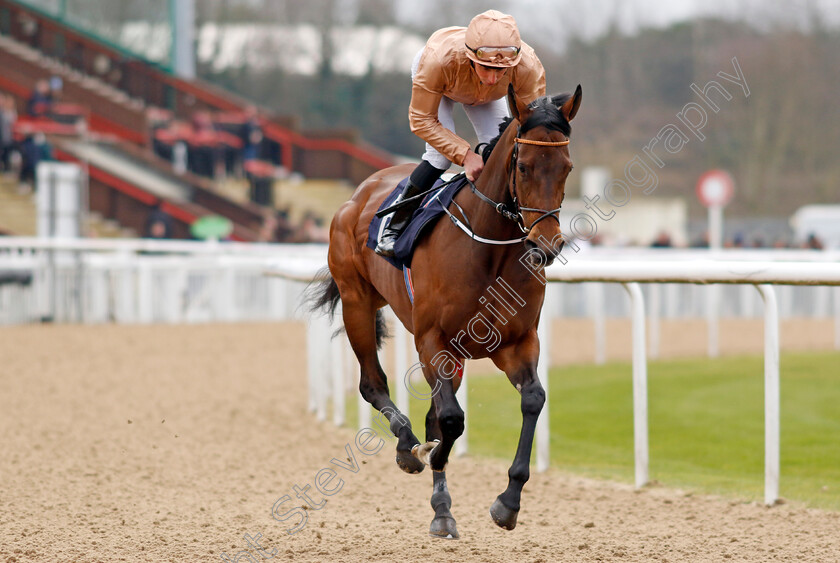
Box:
344;352;840;510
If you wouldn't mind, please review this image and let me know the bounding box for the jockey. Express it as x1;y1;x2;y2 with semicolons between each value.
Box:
376;9;546;257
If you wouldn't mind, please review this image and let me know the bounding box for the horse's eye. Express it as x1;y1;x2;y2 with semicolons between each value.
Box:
517;162;527;174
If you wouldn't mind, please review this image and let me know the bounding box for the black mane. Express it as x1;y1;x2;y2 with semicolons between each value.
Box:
480;93;573;163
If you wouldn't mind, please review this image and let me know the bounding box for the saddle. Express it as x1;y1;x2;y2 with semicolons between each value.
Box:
365;175;468;304
366;175;468;271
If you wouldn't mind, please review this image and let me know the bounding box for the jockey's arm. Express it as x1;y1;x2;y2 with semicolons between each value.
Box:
408;58;472;168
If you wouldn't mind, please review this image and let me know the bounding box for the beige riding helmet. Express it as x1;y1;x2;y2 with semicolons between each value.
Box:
464;10;523;68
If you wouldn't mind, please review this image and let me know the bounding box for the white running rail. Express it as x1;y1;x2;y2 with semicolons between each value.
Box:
282;257;840;507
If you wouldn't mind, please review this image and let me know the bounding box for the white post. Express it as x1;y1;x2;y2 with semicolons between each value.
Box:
588;283;606;365
455;365;468;457
835;287;840;351
307;313;330;420
357;377;371;431
331;317;345;426
623;282;649;489
393;309;410;416
756;284;780;506
707;200;723;359
648;283;660;359
709;204;723;250
136;261;153;324
707;284;720;358
536;284;554;472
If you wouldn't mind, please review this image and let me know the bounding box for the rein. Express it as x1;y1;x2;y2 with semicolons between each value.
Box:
450;131;570;245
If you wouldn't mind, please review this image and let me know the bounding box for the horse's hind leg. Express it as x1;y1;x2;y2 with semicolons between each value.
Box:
339;287;424;474
425;403;459;539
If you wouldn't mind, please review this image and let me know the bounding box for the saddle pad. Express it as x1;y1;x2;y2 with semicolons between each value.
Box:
366;175;468;270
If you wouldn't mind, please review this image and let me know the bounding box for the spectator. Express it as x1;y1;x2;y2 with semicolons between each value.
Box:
144;200;173;239
19;132;52;192
244;159;275;206
650;230;672;248
48;75;63;102
0;94;17;173
805;233;824;250
188;111;220;178
241;105;263;163
293;212;329;243
27;79;53;117
256;211;281;243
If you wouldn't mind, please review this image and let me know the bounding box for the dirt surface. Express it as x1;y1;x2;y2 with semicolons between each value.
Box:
1;323;839;562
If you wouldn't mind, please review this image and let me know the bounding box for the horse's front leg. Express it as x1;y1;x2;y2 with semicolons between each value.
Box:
489;333;545;530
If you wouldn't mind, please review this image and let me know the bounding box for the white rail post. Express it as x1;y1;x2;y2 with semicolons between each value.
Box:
307;313;330;420
331;311;345;426
707;284;720;358
357;370;371;431
136;261;153;324
756;284;780;506
455;364;468;457
535;284;554;472
392;308;410;417
648;283;660;359
622;282;649;489
834;287;840;351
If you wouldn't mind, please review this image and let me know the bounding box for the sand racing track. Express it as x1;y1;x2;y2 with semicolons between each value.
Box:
1;323;838;562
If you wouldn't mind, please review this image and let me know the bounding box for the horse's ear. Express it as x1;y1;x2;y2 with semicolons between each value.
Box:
559;84;582;121
507;84;530;122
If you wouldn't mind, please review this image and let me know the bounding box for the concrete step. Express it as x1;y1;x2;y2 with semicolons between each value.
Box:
274;179;352;224
0;179;37;236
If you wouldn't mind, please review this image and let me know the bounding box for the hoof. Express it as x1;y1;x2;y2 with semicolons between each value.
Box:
490;497;519;530
429;516;459;539
395;449;425;474
413;440;445;470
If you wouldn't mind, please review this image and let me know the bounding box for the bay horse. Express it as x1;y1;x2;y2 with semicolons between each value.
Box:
309;85;581;538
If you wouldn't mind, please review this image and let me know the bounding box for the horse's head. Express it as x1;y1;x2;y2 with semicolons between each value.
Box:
507;85;582;268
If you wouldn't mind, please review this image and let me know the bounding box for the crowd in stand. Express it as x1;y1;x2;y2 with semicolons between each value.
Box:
149;106;275;196
4;83;829;248
0;84;58;193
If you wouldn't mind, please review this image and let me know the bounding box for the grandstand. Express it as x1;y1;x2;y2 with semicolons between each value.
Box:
0;0;394;240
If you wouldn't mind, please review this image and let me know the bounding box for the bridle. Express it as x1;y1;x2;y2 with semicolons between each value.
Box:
509;132;570;233
459;128;570;241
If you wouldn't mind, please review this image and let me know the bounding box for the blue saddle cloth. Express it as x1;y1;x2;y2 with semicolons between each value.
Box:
366;175;468;270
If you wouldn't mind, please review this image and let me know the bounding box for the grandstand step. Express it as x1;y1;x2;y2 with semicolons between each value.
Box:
275;179;353;225
0;177;37;236
85;212;137;238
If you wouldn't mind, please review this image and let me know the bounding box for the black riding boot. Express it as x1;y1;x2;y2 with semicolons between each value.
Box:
375;180;425;257
375;161;445;257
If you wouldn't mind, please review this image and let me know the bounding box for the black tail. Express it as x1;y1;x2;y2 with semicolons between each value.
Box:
305;267;342;322
303;267;389;350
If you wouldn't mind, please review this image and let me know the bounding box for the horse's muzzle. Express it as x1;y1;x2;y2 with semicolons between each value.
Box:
524;238;565;269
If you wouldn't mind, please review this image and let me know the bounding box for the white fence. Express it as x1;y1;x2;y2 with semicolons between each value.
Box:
287;253;840;508
0;237;326;325
3;237;840;505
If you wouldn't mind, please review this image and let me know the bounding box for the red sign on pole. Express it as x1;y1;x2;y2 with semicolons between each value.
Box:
696;169;734;208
